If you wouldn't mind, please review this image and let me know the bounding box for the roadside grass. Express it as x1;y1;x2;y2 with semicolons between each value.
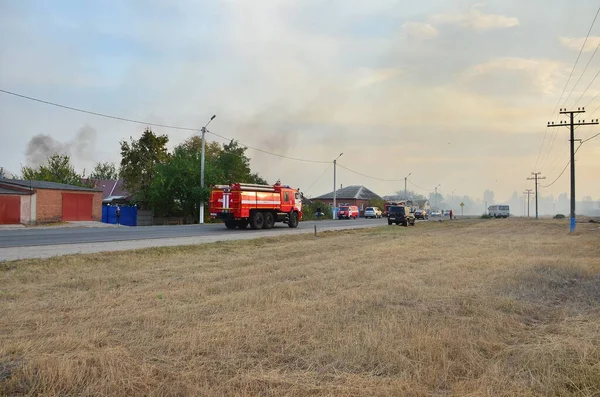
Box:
1;218;599;396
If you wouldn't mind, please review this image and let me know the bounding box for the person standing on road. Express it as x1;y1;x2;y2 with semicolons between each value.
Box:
449;209;453;220
115;205;121;225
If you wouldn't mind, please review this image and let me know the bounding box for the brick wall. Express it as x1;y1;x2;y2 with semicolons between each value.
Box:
36;189;103;223
311;198;371;214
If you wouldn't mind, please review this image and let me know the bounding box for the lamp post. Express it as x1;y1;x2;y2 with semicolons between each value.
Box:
333;153;343;219
199;114;216;224
434;184;441;209
404;172;411;201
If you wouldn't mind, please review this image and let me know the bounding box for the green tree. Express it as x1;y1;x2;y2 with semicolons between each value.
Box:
148;139;222;218
217;140;267;184
21;154;83;186
145;137;268;220
89;161;119;180
120;128;170;208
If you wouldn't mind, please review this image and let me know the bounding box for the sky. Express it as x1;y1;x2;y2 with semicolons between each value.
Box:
1;0;599;203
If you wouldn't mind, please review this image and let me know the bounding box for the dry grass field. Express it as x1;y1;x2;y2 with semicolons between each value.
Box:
1;218;599;396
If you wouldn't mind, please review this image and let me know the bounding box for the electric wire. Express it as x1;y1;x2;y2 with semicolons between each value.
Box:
535;4;600;171
565;38;600;106
540;144;582;188
336;163;405;182
0;88;330;164
304;163;332;195
407;179;435;191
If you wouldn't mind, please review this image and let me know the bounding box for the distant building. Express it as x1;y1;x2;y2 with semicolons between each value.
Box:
83;179;131;204
313;185;382;214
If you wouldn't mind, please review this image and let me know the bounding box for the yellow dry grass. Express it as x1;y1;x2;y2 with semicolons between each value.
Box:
1;218;599;396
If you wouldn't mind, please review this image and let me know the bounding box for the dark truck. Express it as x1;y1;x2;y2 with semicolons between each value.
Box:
387;205;416;227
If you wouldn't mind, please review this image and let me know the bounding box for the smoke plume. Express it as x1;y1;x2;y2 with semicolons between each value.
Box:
25;124;97;166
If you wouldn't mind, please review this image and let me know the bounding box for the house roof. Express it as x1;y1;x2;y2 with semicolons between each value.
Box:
83;179;130;199
314;185;382;201
0;179;101;192
414;199;429;207
0;186;32;195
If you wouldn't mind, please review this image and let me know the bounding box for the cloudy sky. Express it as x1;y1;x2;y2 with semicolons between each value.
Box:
1;0;599;202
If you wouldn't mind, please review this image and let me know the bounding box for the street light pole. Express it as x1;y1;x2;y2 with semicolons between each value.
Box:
404;172;411;201
199;115;216;224
333;153;343;219
434;184;441;209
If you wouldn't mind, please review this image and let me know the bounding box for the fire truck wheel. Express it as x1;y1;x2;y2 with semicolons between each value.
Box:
263;212;275;229
288;211;299;228
225;220;237;229
237;220;249;229
250;211;264;230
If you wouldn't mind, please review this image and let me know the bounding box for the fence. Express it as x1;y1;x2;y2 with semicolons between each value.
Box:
102;205;137;226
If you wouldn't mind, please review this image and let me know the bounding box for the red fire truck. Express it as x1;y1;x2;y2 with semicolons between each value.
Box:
209;182;303;229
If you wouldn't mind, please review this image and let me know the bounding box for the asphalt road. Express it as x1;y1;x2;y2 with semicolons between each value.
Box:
0;218;387;249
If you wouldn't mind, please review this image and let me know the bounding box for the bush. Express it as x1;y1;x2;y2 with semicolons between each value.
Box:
301;201;333;221
480;214;492;219
553;214;566;219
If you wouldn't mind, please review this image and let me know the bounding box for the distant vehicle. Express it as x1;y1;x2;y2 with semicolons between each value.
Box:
488;205;510;218
387;205;416;227
338;205;359;219
443;210;451;216
414;209;428;220
383;201;402;217
430;210;441;217
364;207;382;219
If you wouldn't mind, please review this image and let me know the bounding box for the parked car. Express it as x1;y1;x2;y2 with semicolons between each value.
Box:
414;209;428;220
364;207;382;218
430;210;441;217
338;205;359;219
387;205;416;227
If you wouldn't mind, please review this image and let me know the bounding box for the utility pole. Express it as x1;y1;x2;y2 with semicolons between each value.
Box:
333;153;343;219
404;173;411;200
523;189;533;217
547;108;598;232
434;184;441;209
199;115;216;224
527;172;546;220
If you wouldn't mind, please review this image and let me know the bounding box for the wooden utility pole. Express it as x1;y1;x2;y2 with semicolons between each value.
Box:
523;189;533;217
547;108;598;232
527;173;546;220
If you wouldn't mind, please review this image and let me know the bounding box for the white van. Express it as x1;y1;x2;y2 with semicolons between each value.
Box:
488;205;510;218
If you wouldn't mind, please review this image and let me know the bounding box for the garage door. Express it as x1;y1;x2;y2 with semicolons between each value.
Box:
0;195;21;224
62;193;93;221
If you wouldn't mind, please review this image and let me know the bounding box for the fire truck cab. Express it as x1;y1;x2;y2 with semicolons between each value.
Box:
209;182;303;230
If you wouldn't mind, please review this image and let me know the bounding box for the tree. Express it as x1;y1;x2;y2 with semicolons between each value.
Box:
89;162;119;180
21;154;83;186
217;140;267;184
120;128;170;207
145;137;268;220
483;189;495;206
148;141;222;218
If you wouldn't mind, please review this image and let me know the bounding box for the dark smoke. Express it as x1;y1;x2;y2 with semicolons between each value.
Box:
25;124;97;166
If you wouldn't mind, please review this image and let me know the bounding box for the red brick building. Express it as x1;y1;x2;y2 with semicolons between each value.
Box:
0;180;102;224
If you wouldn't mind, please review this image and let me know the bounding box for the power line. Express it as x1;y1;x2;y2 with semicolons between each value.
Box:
0;88;330;164
582;131;600;142
565;38;600;106
336;163;405;182
541;144;582;188
304;163;332;195
561;5;600;108
407;179;435;191
535;4;600;171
